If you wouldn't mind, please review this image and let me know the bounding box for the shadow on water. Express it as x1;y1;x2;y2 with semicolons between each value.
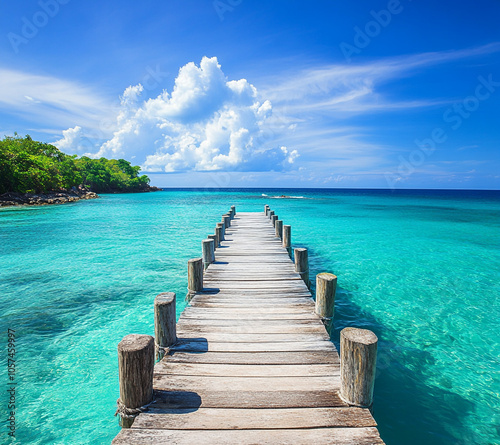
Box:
308;249;477;445
1;284;145;342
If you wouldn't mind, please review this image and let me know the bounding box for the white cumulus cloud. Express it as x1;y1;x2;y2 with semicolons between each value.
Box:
57;57;298;172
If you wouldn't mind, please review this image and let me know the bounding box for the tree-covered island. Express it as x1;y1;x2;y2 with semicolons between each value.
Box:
0;135;160;207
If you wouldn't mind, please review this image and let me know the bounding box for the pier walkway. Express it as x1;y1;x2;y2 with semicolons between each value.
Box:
112;211;384;444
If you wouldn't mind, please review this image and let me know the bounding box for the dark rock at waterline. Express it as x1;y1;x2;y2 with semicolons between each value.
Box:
144;185;163;192
0;189;99;207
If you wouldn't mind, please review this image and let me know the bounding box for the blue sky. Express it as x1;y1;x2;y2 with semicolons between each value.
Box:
0;0;499;189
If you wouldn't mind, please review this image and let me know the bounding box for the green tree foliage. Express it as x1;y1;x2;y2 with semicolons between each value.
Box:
0;135;151;194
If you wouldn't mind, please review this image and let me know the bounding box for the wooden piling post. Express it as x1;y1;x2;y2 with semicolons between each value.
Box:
265;205;270;216
187;258;203;295
340;328;378;408
154;293;176;360
202;239;215;269
230;205;236;218
294;248;309;288
223;215;231;229
208;234;217;250
282;224;291;255
214;228;220;247
117;334;154;428
216;224;224;245
269;210;275;220
271;214;278;227
315;273;337;324
275;220;283;239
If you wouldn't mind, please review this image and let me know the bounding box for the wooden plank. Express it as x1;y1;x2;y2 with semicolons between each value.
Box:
153;375;339;392
191;293;314;300
175;324;327;334
188;300;315;307
168;339;335;353
155;362;339;377
165;351;340;365
177;318;322;326
180;312;319;320
173;331;331;342
201;283;310;290
181;306;317;315
132;407;376;430
113;427;384;445
149;389;347;409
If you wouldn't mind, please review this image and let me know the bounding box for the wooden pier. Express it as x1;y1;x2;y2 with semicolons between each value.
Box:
112;208;384;444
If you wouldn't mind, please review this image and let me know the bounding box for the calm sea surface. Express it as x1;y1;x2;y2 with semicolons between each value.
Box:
0;188;499;444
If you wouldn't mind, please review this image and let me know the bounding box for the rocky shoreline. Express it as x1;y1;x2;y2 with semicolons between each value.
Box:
0;190;99;207
0;186;163;207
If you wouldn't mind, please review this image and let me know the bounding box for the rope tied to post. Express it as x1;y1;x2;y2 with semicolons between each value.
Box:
155;342;167;356
154;340;176;358
114;397;155;418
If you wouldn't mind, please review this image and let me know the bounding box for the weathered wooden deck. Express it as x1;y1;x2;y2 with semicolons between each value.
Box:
113;212;384;444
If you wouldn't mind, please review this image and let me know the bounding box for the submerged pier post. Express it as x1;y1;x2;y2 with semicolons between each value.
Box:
282;224;291;255
202;239;215;269
275;220;283;239
315;273;337;326
117;334;154;428
294;248;309;288
154;293;177;360
340;328;378;408
187;258;203;297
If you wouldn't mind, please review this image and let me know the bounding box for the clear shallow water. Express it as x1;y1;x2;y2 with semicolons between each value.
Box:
0;189;499;445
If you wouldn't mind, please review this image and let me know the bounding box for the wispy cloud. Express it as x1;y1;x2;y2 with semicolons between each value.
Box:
260;43;500;114
0;68;113;132
457;144;479;151
252;43;500;182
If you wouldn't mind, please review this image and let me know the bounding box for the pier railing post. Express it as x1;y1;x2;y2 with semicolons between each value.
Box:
116;334;154;428
154;293;177;360
282;224;291;255
187;258;203;300
315;273;337;326
207;234;217;251
271;214;278;227
202;239;215;269
340;328;378;408
294;248;310;288
275;220;283;239
216;222;225;242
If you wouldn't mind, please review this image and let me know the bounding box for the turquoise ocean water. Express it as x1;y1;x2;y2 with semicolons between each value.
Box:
0;188;499;444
